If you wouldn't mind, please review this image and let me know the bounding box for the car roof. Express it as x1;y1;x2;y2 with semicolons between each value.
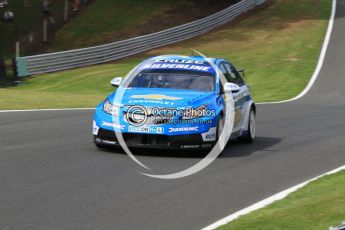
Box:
144;55;223;64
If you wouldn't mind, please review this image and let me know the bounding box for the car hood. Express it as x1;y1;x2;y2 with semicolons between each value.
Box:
109;87;215;108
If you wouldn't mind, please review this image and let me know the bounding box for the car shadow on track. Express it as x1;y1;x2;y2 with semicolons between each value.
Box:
220;136;282;158
97;136;282;159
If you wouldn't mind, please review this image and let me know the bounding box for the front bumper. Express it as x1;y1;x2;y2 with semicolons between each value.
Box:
94;127;215;149
93;107;218;149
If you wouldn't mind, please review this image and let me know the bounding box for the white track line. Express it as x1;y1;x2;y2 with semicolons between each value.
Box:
202;0;337;229
257;0;336;105
202;164;345;230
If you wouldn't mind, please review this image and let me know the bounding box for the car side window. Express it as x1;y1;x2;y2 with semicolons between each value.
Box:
219;62;235;84
224;62;244;85
219;80;224;94
222;63;236;84
219;63;229;81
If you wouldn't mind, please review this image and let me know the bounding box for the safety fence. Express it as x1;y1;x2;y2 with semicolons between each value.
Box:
15;0;265;77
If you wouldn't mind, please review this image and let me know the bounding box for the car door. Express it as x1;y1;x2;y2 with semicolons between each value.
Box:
219;62;242;131
226;61;251;131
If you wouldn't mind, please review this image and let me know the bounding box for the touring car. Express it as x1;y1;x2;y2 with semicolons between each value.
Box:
93;55;256;149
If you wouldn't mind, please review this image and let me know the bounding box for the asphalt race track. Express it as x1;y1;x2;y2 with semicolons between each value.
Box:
1;1;345;230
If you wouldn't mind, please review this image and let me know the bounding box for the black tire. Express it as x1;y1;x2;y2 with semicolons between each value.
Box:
216;115;224;141
210;115;225;153
239;108;255;143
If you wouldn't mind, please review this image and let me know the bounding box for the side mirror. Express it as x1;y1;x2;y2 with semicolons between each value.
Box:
110;77;122;87
224;82;240;93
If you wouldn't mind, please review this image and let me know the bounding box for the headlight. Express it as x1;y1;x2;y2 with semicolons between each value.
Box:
103;99;120;116
182;105;208;120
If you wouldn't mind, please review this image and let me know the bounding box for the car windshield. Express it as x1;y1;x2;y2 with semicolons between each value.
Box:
128;71;215;92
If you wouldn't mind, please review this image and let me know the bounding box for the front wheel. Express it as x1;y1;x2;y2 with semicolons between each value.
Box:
216;115;224;140
239;108;255;143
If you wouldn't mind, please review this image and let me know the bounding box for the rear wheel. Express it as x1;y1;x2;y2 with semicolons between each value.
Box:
240;108;255;143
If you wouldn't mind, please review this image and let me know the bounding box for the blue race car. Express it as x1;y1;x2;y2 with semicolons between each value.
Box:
93;55;256;149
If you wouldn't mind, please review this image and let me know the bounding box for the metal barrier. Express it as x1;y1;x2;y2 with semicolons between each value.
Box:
15;0;266;77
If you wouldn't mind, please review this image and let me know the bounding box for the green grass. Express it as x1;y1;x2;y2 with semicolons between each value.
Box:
144;0;331;102
217;170;345;230
0;63;133;109
48;0;236;52
49;0;178;51
0;0;332;109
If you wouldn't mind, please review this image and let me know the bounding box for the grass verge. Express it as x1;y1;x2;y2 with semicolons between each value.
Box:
49;0;176;52
48;0;235;52
217;169;345;230
0;0;332;109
